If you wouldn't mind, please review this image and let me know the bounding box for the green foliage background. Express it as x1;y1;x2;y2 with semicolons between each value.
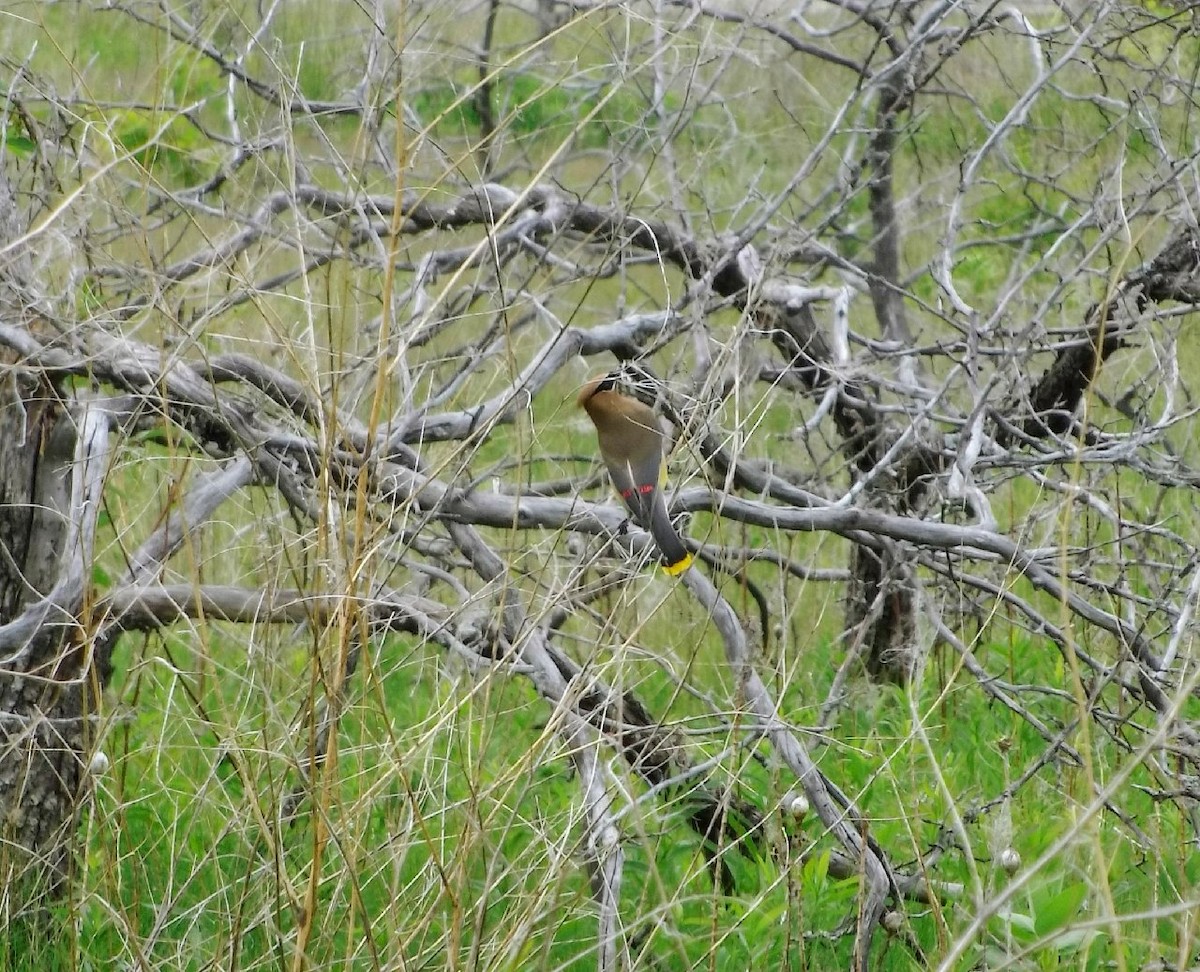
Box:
2;1;1199;970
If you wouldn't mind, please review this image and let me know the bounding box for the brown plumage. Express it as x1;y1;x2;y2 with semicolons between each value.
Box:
577;373;693;575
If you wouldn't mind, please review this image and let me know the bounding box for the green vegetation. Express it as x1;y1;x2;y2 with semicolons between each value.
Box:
409;72;679;152
2;1;1199;970
4;608;1187;970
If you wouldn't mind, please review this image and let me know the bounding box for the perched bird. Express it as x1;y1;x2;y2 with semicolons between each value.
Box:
577;372;693;575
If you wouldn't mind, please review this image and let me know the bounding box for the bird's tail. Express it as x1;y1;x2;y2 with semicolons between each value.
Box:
649;490;693;575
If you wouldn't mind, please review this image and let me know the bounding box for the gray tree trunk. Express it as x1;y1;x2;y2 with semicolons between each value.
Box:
0;170;92;911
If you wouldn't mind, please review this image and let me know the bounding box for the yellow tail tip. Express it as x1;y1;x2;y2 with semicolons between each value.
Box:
661;553;693;576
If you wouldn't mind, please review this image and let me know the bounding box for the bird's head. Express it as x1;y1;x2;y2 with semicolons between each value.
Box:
577;371;623;408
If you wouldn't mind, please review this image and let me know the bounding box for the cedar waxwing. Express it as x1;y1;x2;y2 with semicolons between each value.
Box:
578;372;693;575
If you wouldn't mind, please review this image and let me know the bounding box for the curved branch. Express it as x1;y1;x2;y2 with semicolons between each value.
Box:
680;565;897;970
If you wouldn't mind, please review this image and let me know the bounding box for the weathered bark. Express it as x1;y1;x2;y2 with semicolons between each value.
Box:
1018;226;1200;442
0;170;94;910
0;413;100;905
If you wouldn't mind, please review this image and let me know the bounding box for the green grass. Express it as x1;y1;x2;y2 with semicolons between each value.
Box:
3;2;1199;970
11;610;1179;971
408;71;680;155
